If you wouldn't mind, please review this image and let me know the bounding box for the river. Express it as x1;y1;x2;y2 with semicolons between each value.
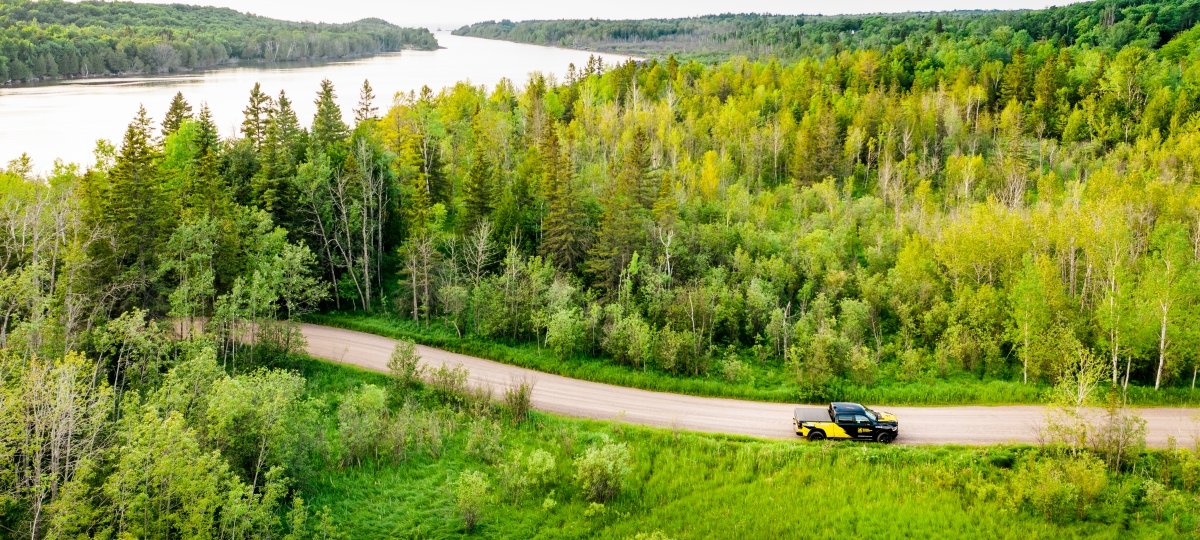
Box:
0;33;633;174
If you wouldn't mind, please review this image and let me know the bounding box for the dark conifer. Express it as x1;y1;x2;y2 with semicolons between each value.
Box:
161;91;192;138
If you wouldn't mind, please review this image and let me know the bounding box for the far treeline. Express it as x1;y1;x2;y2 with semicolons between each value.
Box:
0;0;438;83
455;0;1200;61
7;0;1200;408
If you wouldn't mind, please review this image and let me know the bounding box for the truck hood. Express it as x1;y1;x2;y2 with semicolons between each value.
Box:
877;411;898;423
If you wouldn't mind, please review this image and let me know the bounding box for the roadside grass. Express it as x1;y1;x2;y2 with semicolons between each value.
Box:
285;354;1194;539
307;312;1200;407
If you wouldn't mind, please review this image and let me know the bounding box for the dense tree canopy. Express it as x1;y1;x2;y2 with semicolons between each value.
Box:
6;0;1200;535
0;0;437;82
456;0;1200;61
6;0;1200;397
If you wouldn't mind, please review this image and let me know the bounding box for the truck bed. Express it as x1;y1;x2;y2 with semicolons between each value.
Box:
793;407;830;423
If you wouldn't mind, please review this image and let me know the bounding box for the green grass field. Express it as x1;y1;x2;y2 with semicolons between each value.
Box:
287;355;1200;539
308;313;1200;407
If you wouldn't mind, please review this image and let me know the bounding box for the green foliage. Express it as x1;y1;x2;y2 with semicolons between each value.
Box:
386;339;423;394
288;356;1200;538
574;441;633;503
1009;453;1108;522
202;369;324;486
456;1;1200;61
0;0;437;82
453;470;490;531
336;383;389;466
19;0;1200;400
498;448;557;503
504;380;533;423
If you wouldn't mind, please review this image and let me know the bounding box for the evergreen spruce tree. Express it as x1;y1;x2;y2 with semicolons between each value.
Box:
161;91;192;138
192;105;226;218
586;130;650;293
540;128;587;271
241;82;272;150
623;127;655;209
195;104;219;158
311;79;349;151
272;90;306;169
109;106;168;309
461;144;494;233
255;91;304;231
355;79;378;124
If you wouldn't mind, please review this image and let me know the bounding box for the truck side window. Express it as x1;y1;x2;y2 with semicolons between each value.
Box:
836;414;854;423
854;415;870;424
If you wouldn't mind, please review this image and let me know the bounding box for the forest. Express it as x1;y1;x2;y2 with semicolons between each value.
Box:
6;0;1200;403
6;0;1200;535
0;0;438;82
455;0;1200;61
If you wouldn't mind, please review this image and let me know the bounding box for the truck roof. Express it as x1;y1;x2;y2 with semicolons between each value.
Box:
830;402;867;413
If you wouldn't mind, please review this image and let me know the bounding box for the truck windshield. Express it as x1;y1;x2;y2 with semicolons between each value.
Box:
864;410;877;422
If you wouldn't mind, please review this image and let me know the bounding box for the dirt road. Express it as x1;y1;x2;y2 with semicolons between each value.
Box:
301;323;1200;447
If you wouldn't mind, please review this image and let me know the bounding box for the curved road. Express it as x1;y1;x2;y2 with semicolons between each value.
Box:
302;323;1200;447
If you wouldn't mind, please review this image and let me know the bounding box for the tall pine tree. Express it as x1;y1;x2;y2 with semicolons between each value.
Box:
108;106;169;309
162;91;192;138
355;79;378;124
241;82;272;151
540;127;587;270
461;143;495;233
311;79;348;152
586;127;651;292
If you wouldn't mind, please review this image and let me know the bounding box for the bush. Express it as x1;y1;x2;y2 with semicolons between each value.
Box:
387;340;422;394
337;384;388;466
1009;453;1107;522
465;419;503;464
545;308;583;360
574;441;632;503
1090;392;1147;472
499;448;558;502
412;409;453;459
454;470;489;531
428;364;469;405
720;357;753;384
504;380;533;423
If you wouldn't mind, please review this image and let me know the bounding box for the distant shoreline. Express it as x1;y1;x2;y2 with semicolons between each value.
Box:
1;47;441;89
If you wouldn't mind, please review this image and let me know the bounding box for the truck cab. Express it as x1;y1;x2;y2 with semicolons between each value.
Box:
793;402;899;443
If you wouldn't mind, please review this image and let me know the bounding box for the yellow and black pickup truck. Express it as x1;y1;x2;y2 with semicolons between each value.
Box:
793;402;899;443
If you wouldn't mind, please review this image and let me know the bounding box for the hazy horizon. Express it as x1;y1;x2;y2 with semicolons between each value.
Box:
67;0;1085;29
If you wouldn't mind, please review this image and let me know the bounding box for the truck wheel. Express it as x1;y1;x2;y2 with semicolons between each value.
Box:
807;431;826;442
876;432;896;444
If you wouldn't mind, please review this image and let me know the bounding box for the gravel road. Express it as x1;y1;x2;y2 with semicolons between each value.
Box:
301;323;1200;447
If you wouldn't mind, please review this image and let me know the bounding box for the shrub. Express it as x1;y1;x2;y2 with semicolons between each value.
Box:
428;364;470;405
848;345;877;385
500;448;558;502
337;384;388;466
1090;392;1147;472
574;442;632;503
387;340;422;394
1009;453;1107;522
454;470;489;531
504;380;533;423
603;310;653;369
414;409;452;459
720;357;753;384
545;308;583;360
465;419;503;464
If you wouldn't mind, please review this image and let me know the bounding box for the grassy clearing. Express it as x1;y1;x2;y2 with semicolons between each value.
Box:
285;355;1199;539
307;313;1200;407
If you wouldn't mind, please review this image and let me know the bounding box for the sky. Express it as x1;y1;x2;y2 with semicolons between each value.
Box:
98;1;1082;29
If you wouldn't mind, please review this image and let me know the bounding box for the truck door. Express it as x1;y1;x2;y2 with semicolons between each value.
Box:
834;414;858;439
851;414;875;439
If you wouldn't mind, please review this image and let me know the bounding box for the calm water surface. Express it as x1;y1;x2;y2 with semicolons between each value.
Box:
0;34;633;172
